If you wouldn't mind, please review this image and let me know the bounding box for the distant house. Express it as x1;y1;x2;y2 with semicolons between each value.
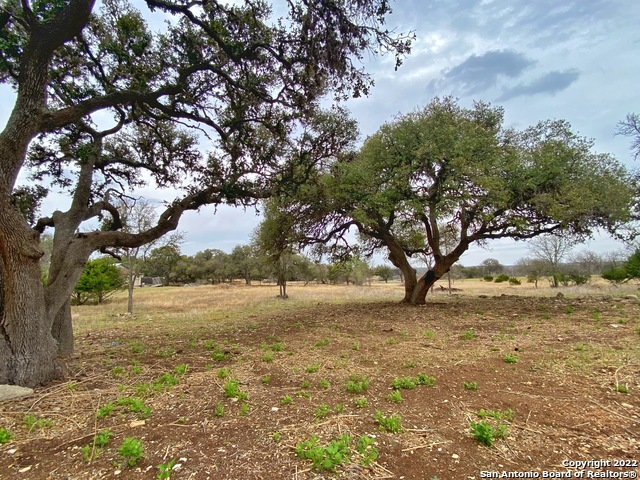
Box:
140;276;164;287
115;265;164;287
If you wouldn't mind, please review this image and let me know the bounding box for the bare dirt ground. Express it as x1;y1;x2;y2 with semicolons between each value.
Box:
1;280;639;480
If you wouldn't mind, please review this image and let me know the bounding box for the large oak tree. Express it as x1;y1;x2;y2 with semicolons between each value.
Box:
286;97;635;304
0;0;412;386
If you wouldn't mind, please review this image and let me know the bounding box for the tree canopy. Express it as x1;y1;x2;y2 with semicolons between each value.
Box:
0;0;412;386
283;97;635;304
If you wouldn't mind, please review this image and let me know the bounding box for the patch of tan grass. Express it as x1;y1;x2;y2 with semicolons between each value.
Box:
72;283;402;334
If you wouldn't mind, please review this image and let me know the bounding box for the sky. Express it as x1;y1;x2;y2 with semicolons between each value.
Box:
2;0;640;266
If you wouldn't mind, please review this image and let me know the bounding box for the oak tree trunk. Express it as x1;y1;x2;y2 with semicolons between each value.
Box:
50;300;74;356
0;203;62;386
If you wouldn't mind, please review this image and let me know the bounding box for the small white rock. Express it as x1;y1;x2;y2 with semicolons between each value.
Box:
452;453;460;459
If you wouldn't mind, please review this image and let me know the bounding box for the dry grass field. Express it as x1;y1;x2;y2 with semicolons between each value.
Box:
0;278;639;479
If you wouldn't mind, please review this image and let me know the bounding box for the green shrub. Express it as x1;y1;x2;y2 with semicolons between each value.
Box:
494;274;510;283
508;277;521;285
483;275;494;282
602;266;628;284
72;257;125;305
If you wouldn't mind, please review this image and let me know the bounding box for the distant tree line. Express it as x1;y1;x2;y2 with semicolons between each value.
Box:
139;244;401;287
454;234;632;288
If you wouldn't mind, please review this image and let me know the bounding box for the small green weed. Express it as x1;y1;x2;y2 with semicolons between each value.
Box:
116;397;152;419
401;360;415;368
392;376;417;389
318;379;330;389
94;429;113;447
423;329;436;340
262;351;274;363
155;347;176;358
112;366;126;378
355;397;368;408
615;384;630;394
129;341;146;354
462;328;476;340
351;342;360;351
417;372;435;386
157;458;177;480
374;410;402;433
240;403;250;416
295;434;351;472
281;395;293;405
463;381;478;391
82;429;114;461
314;338;330;347
155;372;179;389
223;377;241;398
306;363;320;373
272;431;282;441
261;375;271;384
300;379;311;388
97;403;114;419
218;368;231;379
263;341;285;352
173;363;188;375
315;403;332;419
387;389;403;403
212;351;227;361
565;306;574;315
477;408;514;421
503;354;519;364
118;437;144;467
214;402;225;416
470;420;508;446
81;445;92;461
23;414;53;430
134;382;155;398
346;374;369;394
0;428;13;444
356;435;378;466
393;373;435;389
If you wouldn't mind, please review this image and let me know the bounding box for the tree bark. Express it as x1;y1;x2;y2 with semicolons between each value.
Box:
50;300;73;356
384;234;417;303
0;203;62;386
